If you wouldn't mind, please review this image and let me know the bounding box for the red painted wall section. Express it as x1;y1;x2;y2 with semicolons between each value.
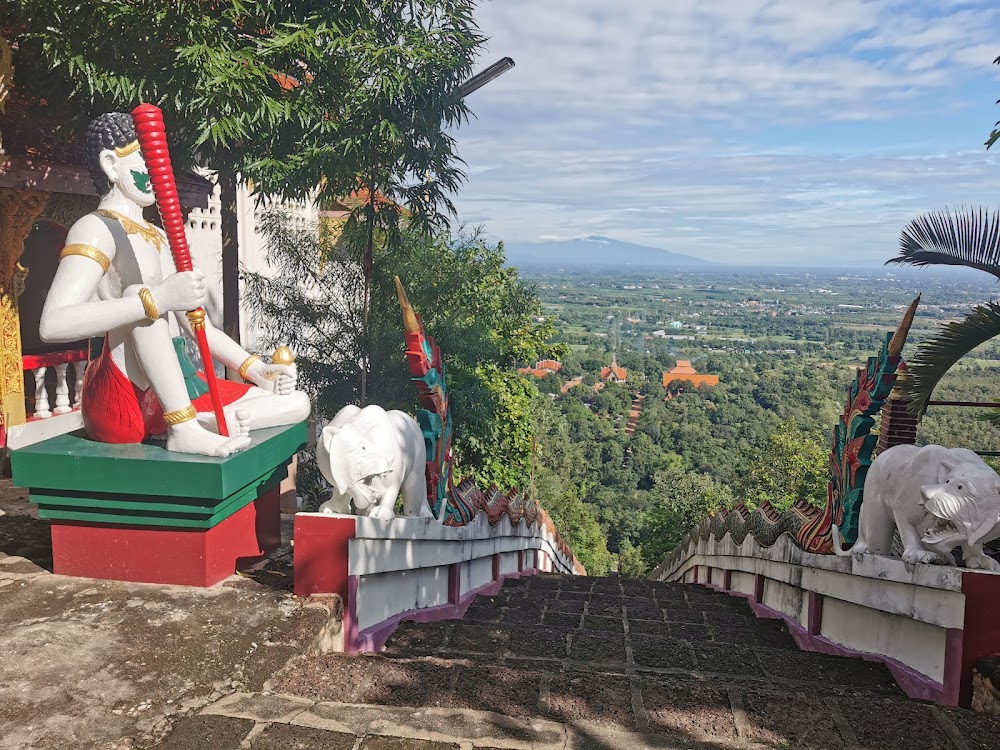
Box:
293;515;357;599
959;570;1000;707
448;562;462;605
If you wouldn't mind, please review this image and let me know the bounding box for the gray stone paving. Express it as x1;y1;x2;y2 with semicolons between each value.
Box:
178;573;1000;750
4;473;1000;750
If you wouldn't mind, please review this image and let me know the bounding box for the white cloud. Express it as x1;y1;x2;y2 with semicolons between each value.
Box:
451;0;1000;265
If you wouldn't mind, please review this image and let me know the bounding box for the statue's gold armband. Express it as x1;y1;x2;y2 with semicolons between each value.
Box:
60;243;111;273
238;355;261;381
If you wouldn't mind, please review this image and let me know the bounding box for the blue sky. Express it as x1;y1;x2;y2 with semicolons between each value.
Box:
451;0;1000;267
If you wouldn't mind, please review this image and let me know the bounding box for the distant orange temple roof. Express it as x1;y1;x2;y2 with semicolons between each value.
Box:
518;367;553;379
601;365;627;382
663;361;718;388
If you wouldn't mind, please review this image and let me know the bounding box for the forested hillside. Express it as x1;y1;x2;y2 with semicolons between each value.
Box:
519;267;1000;576
254;217;1000;578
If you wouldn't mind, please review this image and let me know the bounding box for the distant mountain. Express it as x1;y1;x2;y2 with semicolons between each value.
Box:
503;236;712;269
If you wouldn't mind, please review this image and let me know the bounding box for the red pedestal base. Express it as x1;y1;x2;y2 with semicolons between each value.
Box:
50;489;281;587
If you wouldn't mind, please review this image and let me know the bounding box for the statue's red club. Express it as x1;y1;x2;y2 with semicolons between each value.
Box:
131;103;229;437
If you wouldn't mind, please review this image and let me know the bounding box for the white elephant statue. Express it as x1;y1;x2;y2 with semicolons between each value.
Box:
316;404;435;523
834;444;1000;571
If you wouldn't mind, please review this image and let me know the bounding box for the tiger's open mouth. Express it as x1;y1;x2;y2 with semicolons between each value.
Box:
922;517;961;545
353;470;391;502
920;486;970;548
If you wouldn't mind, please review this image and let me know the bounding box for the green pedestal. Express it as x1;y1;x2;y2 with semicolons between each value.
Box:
10;421;308;585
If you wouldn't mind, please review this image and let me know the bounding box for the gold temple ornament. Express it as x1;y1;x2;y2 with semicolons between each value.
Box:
238;354;261;381
138;287;159;322
271;346;295;366
162;404;197;425
186;308;207;332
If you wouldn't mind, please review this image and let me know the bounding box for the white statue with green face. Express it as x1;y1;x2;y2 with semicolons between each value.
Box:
39;112;310;456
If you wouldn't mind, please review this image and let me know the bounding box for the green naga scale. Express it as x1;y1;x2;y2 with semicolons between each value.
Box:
794;294;918;551
394;276;571;564
396;277;476;526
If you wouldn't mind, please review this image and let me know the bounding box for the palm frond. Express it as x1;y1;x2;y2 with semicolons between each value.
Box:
898;302;1000;415
887;207;1000;279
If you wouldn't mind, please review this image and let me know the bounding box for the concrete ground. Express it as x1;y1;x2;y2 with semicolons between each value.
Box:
0;478;333;749
4;478;1000;749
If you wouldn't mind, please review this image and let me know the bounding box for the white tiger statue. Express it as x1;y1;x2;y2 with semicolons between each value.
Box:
833;444;1000;571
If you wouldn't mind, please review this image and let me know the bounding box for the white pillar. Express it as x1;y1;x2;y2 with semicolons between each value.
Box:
32;367;50;418
52;363;72;414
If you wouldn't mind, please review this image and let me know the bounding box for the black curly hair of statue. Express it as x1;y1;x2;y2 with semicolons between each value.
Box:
85;112;138;196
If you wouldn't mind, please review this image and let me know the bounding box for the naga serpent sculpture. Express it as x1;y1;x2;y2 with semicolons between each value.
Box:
395;277;579;570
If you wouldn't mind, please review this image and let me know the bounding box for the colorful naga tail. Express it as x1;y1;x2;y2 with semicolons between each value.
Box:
795;294;920;552
395;278;477;526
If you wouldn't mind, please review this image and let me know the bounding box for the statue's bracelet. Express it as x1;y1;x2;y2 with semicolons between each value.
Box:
138;287;159;322
238;354;261;381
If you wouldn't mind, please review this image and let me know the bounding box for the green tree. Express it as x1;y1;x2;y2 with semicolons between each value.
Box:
242;214;563;491
11;0;482;341
987;54;999;149
739;418;828;512
531;396;613;575
640;468;733;570
617;539;649;579
886;208;1000;414
536;372;562;395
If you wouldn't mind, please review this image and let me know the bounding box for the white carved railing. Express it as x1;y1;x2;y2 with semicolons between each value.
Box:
23;348;88;420
5;348;90;450
294;512;581;653
651;531;1000;708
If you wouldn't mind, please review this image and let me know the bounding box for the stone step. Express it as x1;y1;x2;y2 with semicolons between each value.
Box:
238;573;1000;750
179;684;1000;750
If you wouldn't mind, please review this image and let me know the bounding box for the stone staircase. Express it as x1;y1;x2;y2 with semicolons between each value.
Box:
174;573;1000;750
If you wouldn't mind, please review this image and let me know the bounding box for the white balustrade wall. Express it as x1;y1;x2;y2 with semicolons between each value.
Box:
652;531;1000;708
294;511;581;653
8;350;89;450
